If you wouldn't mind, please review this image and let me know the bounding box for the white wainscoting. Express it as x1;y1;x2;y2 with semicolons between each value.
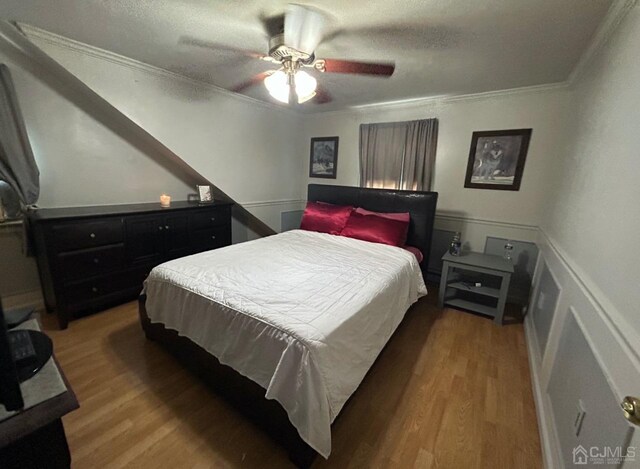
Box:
235;198;306;242
526;229;640;468
434;213;539;253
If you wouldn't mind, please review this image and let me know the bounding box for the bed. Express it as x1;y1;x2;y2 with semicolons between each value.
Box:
138;184;438;467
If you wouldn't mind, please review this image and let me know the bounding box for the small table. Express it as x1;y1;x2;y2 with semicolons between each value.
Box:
0;320;78;469
438;251;514;325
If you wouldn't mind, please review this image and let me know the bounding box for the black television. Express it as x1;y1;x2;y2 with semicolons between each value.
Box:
0;300;24;411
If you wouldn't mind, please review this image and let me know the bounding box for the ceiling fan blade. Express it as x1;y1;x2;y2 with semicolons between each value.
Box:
230;71;273;93
284;4;327;55
179;36;267;60
314;86;332;104
321;59;395;77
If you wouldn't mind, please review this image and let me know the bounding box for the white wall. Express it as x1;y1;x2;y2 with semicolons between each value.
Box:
299;86;570;250
542;5;640;338
527;5;640;467
11;33;304;224
0;31;304;304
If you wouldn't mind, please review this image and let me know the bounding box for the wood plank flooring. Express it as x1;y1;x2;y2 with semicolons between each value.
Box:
41;292;542;468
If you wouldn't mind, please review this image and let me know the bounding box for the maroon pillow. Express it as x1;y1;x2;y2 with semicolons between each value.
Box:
300;201;353;235
354;208;410;241
403;245;424;263
341;212;409;247
354;207;410;223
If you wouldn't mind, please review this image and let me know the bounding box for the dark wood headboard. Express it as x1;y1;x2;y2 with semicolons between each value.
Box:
307;184;438;271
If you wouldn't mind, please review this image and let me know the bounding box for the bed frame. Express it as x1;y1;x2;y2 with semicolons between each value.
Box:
138;184;438;467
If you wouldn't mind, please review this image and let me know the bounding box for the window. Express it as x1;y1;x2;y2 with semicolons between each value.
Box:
359;118;438;191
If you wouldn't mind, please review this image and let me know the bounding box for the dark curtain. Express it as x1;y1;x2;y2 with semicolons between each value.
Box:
359;118;438;191
0;64;39;208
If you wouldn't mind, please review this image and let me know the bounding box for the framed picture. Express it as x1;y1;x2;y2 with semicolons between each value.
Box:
464;129;532;191
309;136;339;179
196;185;213;203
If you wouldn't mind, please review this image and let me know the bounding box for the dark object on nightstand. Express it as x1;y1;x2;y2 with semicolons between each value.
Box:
28;200;233;329
0;301;78;469
438;251;514;325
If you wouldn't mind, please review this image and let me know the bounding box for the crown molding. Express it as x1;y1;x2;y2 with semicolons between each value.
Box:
16;23;296;116
567;0;637;85
305;81;570;118
17;0;635;119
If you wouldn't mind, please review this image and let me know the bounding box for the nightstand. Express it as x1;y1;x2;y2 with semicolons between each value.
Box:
438;251;514;325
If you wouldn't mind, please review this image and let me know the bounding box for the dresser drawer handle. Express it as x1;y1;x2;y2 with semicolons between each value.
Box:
158;226;163;231
165;225;170;230
211;235;216;240
91;287;99;293
93;258;100;264
90;233;96;239
210;217;216;222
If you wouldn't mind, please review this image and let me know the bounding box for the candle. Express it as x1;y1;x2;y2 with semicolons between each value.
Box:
160;194;171;207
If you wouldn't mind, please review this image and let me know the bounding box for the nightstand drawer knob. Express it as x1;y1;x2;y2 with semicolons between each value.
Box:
211;235;216;240
165;225;170;230
90;233;96;238
210;217;215;222
91;287;99;293
93;258;100;264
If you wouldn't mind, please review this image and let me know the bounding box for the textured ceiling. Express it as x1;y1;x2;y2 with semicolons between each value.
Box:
1;0;613;112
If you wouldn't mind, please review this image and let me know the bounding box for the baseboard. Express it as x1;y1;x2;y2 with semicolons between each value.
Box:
2;290;44;311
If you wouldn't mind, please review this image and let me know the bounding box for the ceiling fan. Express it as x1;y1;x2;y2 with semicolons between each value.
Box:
181;4;395;105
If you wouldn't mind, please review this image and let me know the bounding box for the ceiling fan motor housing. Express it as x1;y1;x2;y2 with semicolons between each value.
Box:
268;33;313;63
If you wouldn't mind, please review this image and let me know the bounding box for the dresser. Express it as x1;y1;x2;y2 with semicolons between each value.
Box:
28;201;233;329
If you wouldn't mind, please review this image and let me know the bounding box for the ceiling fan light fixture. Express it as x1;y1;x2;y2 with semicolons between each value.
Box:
294;70;317;103
264;70;290;103
264;69;317;105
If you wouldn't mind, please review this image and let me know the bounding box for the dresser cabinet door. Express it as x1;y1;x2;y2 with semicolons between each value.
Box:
126;216;164;264
162;213;190;259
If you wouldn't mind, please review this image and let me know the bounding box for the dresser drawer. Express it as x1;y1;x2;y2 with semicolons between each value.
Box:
191;225;231;252
59;245;125;282
190;207;230;230
52;218;124;252
63;267;150;307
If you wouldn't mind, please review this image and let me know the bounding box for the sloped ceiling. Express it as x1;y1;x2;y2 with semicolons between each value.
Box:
0;0;614;111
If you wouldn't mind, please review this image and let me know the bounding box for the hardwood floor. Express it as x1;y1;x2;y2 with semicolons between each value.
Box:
41;292;542;468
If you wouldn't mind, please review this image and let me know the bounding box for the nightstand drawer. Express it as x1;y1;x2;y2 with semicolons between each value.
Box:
52;218;124;252
190;208;230;230
59;245;125;282
191;226;231;252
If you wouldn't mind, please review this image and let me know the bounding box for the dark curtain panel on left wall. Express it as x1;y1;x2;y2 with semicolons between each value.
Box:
0;64;39;213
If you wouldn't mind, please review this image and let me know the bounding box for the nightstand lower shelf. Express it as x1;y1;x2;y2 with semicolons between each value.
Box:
443;298;498;318
446;282;501;298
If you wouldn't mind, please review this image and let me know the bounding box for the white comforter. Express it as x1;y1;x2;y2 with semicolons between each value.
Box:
143;229;427;458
